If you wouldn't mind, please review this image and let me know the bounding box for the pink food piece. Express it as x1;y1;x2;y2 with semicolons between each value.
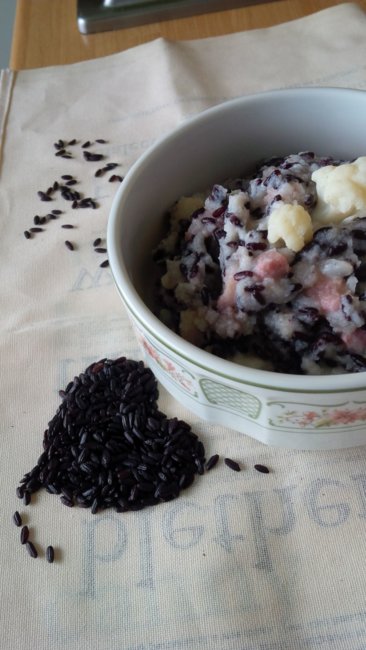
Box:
342;329;366;355
254;249;290;280
217;272;237;310
306;276;345;313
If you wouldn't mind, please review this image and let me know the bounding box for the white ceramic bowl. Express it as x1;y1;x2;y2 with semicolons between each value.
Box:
108;87;366;450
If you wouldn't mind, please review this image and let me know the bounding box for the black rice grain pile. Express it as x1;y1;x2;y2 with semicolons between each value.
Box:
17;357;206;513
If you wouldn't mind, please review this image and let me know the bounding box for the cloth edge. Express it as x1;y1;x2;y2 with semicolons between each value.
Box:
0;69;15;175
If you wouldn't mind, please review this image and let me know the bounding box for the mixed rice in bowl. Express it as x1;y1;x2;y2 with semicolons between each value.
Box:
108;88;366;449
154;152;366;375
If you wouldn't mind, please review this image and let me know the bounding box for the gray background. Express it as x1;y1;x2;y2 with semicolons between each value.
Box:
0;0;17;69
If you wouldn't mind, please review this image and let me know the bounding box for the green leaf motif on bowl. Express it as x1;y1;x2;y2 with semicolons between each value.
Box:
199;378;261;419
268;401;366;430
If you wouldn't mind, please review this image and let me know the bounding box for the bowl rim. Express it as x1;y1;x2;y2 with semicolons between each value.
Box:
107;86;366;393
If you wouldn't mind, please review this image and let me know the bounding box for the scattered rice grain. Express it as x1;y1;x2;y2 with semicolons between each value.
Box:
254;464;270;474
205;454;219;471
224;458;241;472
20;525;29;544
13;511;22;526
83;151;104;162
25;541;38;558
37;191;52;202
23;491;31;505
46;545;55;563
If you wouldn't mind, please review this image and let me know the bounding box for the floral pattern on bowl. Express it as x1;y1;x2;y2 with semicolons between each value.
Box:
137;331;199;397
268;401;366;430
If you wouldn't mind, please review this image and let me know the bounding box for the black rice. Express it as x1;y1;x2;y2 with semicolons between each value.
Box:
30;227;44;233
78;197;96;209
46;545;55;563
224;458;241;472
83;151;104;162
23;491;31;505
37;191;52;202
61;225;75;229
94;247;107;253
17;358;206;514
93;238;102;247
20;525;29;544
24;230;31;239
100;260;109;268
25;541;38;558
254;464;270;474
64;240;74;251
205;454;219;471
13;511;22;526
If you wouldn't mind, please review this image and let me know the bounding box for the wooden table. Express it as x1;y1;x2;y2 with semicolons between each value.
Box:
10;0;366;70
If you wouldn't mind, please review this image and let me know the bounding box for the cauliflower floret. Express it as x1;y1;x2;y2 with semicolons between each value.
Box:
312;156;366;223
267;203;313;252
172;195;205;222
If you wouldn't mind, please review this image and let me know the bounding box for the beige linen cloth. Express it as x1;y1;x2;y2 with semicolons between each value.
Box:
2;4;366;649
